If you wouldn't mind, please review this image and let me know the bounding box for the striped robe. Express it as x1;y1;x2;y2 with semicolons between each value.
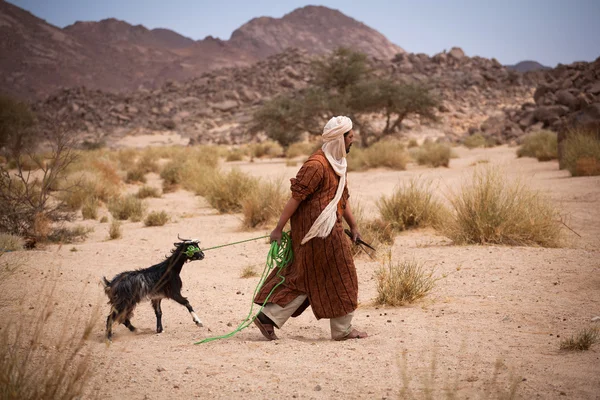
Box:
254;150;358;319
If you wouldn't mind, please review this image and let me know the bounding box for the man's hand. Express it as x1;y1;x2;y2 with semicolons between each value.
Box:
270;228;283;246
351;226;362;244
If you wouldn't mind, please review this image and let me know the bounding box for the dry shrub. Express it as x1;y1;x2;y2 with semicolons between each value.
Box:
445;167;563;247
0;284;98;400
179;161;219;197
108;220;122;239
346;200;394;257
377;179;449;232
46;225;93;244
241;178;287;229
81;196;99;220
347;140;408;171
144;210;169;227
0;233;24;251
137;152;160;174
463;133;489;149
407;138;419;148
375;256;437;306
225;148;245;162
250;141;284;159
111;148;139;171
414;142;452;167
286;142;319;158
125;168;147;184
136;185;161;199
559;327;599;351
108;195;145;222
159;160;183;192
563;129;600;176
240;265;259;278
516;130;558;161
206;168;259;213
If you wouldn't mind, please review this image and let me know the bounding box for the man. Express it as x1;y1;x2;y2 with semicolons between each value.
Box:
253;116;368;341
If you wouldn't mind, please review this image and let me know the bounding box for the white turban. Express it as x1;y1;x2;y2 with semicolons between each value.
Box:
301;116;352;245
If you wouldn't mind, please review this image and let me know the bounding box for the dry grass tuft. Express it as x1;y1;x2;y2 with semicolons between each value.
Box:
559;327;599;351
444;167;563;247
463;133;494;149
0;233;24;251
125;168;147;184
250;141;284;159
108;195;146;222
241;178;287;229
516;130;558;161
562;128;600;176
375;256;437;306
81;196;99;220
348;140;409;171
225;148;245;162
346;200;395;257
206;168;259;213
46;226;93;244
414;142;452;167
99;216;108;223
108;220;122;240
144;210;169;227
377;178;449;232
286;142;319;158
136;185;161;199
240;265;259;278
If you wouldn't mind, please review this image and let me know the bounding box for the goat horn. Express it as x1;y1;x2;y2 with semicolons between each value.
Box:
177;234;191;242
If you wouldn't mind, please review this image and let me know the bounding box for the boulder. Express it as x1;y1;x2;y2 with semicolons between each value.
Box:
555;89;578;110
534;105;569;125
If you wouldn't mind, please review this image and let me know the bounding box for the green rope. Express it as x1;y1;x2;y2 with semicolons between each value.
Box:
195;231;292;344
201;235;270;252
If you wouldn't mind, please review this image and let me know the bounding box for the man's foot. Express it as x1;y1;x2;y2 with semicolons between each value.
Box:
254;312;278;341
334;328;368;341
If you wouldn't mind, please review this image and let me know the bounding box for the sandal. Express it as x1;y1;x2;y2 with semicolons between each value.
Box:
253;315;278;341
335;328;368;341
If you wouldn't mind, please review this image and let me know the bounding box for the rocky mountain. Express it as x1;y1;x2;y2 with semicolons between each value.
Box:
507;60;551;73
0;1;403;99
31;47;541;146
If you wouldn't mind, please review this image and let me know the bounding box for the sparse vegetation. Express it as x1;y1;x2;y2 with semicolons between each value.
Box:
108;220;122;240
444;167;563;247
375;256;437;306
108;195;146;222
377;179;449;232
560;327;599;351
46;226;93;244
144;210;169;227
516;130;558;161
346;200;394;257
81;196;99;220
463;133;492;149
240;265;259;278
241;178;287;229
125;168;147;184
562;128;600;176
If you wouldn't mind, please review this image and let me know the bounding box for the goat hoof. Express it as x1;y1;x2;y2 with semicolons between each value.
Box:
195;321;203;327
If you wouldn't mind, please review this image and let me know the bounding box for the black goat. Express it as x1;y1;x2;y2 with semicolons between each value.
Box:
102;237;205;341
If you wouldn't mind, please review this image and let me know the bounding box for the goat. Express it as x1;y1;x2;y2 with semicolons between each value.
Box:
102;237;205;341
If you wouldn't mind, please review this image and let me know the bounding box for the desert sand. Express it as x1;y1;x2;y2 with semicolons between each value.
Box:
2;143;599;399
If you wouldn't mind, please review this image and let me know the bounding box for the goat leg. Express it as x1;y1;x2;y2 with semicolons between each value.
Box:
123;319;136;332
106;310;117;341
171;293;203;327
151;299;163;333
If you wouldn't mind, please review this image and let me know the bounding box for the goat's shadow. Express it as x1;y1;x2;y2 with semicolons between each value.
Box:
92;327;157;344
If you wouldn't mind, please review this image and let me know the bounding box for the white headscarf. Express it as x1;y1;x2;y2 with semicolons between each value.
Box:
301;116;352;245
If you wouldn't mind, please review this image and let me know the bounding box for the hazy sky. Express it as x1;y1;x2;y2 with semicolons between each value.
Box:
7;0;600;67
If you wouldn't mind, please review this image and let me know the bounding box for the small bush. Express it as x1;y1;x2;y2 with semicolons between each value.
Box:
347;140;409;171
160;160;183;192
286;142;319;158
108;195;145;222
375;256;437;306
517;130;558;161
240;265;259;278
81;197;98;220
241;179;287;229
206;169;259;213
0;233;24;251
136;185;161;199
144;211;169;227
46;226;93;244
179;161;219;197
414;142;452;167
563;129;600;176
125;168;147;184
463;133;489;149
445;167;563;247
250;141;284;159
407;138;419;148
108;220;122;240
377;179;449;232
225;149;245;162
560;327;599;351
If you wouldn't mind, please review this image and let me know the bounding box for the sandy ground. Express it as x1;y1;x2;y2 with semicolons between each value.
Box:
2;145;599;399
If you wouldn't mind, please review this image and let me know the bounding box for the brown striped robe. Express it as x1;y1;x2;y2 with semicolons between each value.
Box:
254;149;358;320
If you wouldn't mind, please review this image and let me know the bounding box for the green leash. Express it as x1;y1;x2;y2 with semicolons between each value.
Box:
195;231;293;344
